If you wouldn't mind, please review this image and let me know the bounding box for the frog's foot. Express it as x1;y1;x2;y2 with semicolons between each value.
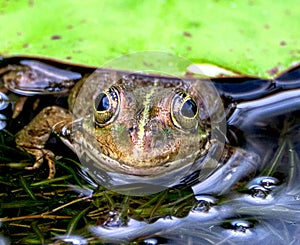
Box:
24;148;56;179
15;106;72;179
12;96;28;118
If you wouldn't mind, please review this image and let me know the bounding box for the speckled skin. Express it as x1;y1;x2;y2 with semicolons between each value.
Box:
5;63;230;181
11;67;218;179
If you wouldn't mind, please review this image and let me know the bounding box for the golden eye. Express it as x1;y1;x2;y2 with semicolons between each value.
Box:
94;86;120;126
171;89;198;131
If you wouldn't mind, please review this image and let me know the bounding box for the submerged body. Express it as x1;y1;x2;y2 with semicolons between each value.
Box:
1;60;258;192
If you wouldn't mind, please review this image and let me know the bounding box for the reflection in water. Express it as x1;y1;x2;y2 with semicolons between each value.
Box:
0;92;9;130
0;114;7;130
88;87;300;244
53;235;88;245
1;58;300;244
0;92;9;110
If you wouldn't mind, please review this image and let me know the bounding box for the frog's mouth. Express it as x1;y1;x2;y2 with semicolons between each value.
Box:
75;132;224;197
98;148;204;176
70;123;225;195
75;122;211;177
79;135;208;176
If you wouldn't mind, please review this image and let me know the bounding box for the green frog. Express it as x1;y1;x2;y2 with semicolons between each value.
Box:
1;60;258;194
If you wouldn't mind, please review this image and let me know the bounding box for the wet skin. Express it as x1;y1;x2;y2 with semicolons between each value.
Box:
1;61;254;187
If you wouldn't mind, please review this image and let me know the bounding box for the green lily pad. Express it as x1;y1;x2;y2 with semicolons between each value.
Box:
0;0;300;78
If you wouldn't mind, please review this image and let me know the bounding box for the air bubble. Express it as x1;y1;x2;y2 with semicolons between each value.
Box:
142;238;158;245
247;176;280;195
243;176;279;204
0;114;7;130
222;218;255;235
230;220;252;233
250;185;269;199
0;92;9;110
140;237;169;245
102;210;125;228
193;195;216;212
260;176;279;189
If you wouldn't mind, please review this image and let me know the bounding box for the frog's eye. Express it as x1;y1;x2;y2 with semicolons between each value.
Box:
94;86;120;126
171;90;198;131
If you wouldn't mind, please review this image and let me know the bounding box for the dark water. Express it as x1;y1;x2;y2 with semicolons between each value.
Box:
0;58;300;244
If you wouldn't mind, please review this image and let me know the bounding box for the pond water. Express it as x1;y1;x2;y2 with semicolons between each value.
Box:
0;57;300;244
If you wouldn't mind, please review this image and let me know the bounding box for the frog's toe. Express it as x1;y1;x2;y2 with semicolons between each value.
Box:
12;96;28;118
24;149;44;170
45;153;56;179
24;149;56;179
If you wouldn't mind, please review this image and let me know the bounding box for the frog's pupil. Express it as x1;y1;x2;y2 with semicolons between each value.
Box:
181;99;197;118
96;93;109;111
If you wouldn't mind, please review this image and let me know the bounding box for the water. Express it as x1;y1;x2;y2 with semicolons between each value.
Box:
0;58;300;244
86;94;300;244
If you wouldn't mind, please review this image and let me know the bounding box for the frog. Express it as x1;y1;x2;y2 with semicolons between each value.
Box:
1;59;259;194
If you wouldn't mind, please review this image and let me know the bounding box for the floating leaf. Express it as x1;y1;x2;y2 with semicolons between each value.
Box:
0;1;299;78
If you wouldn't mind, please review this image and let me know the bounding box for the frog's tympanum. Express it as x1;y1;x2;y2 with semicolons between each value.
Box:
1;60;259;194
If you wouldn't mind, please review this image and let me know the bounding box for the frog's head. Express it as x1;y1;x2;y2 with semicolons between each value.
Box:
92;78;211;176
73;72;225;191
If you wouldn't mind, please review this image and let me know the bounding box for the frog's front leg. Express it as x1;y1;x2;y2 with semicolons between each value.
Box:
15;106;72;179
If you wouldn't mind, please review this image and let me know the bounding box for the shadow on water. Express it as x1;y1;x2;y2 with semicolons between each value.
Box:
0;57;300;244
